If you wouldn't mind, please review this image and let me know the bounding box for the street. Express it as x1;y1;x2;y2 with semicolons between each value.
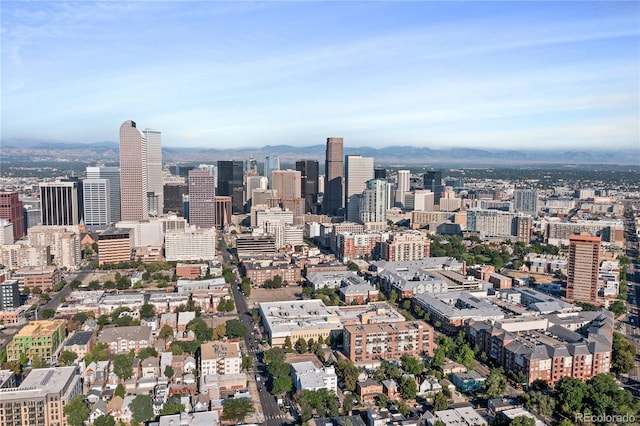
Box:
220;236;288;426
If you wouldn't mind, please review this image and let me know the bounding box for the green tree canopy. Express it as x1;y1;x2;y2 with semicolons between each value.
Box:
222;397;254;423
612;332;636;374
510;416;535;426
399;376;418;400
130;395;154;423
272;375;293;395
433;391;448;411
139;303;156;319
59;350;78;366
138;347;158;360
483;368;508;399
94;414;116;426
225;319;248;338
63;395;89;426
188;318;213;342
114;383;126;398
160;402;185;416
113;353;134;382
400;354;424;375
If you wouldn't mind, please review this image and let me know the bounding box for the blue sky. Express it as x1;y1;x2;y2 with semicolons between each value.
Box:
2;1;638;150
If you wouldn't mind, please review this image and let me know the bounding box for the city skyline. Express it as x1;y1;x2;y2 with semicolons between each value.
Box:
2;2;638;151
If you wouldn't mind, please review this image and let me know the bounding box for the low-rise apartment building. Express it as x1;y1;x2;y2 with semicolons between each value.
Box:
7;319;67;363
97;326;153;354
200;341;242;375
343;320;434;366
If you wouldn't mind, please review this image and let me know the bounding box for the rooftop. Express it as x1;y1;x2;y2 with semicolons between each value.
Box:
14;320;65;337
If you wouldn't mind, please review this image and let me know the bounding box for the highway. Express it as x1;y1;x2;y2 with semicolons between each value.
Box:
219;236;288;426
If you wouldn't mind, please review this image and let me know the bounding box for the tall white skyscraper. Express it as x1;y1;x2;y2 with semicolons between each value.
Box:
246;176;269;207
87;166;121;222
396;170;410;207
143;129;163;217
83;179;110;230
360;179;388;223
514;189;539;216
264;155;280;187
345;155;374;222
119;120;148;221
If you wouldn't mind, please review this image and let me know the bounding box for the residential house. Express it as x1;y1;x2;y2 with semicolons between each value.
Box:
357;378;382;404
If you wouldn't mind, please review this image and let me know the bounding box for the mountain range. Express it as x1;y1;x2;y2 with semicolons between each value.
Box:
2;140;638;167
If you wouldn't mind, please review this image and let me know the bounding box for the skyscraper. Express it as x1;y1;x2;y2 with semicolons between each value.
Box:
246;176;269;208
323;137;344;216
188;170;216;229
217;161;244;214
374;168;387;180
264;155;280;187
119;120;148;221
396;170;410;207
423;170;443;204
360;179;388;223
83;179;111;231
271;170;301;200
87;166;121;223
39;181;79;226
566;235;601;304
514;189;539;216
296;159;319;214
345;155;374;222
0;192;24;240
143;129;163;216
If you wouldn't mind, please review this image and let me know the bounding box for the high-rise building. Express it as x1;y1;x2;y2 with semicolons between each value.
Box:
396;170;410;207
163;182;188;215
323;137;344;216
83;178;111;230
374;168;387;179
423;170;443;203
0;281;20;310
0;192;24;240
271;170;301;200
360;179;388;223
188;170;216;229
119;120;148;221
412;190;435;212
566;235;601;304
246;176;269;208
217;161;244;214
39;181;80;226
143;129;163;216
87;166;121;222
345;155;374;222
197;164;218;190
514;189;539;216
264;155;280;186
296;159;320;214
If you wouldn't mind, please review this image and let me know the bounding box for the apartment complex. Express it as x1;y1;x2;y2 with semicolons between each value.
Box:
200;341;241;375
0;367;83;426
343;321;434;365
7;320;67;363
466;310;613;385
381;231;430;261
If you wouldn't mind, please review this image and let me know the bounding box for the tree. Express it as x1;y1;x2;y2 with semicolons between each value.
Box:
164;365;174;379
85;342;109;364
433;391;448;411
139;303;155;319
267;361;290;379
222;397;254;423
188;318;213;342
212;323;226;340
241;277;251;296
608;300;626;317
138;347;158;360
114;383;126;398
263;347;286;365
159;324;174;341
336;360;362;392
59;350;78;366
342;393;354;415
113;353;134;382
160;402;185;415
400;354;424;375
284;336;293;353
40;308;56;319
272;375;293;395
242;355;253;371
296;337;308;354
70;279;83;289
510;416;535;426
399;376;418;400
225;319;248;338
63;395;89;426
612;332;637;374
72;312;88;324
94;414;116;426
483;368;508;399
130;395;154;423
